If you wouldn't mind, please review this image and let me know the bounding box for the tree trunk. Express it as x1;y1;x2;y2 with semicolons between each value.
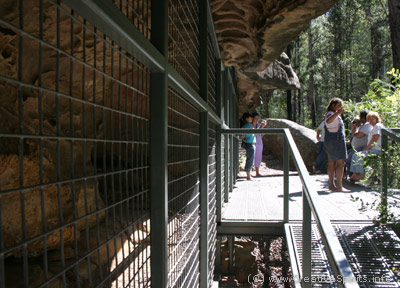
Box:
286;43;293;120
263;90;274;118
287;90;292;120
308;29;317;127
388;0;400;70
293;89;297;123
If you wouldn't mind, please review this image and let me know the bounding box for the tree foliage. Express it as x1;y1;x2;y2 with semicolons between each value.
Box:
265;0;393;127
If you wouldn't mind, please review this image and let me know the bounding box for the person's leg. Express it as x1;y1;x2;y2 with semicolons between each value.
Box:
254;144;263;176
245;144;255;180
335;159;351;192
349;151;366;181
328;160;336;190
245;145;252;180
314;142;325;173
346;148;355;178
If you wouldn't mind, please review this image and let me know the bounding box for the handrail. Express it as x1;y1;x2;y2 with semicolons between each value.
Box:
222;128;359;287
381;128;400;222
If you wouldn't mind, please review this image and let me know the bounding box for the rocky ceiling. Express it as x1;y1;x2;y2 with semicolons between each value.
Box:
210;0;338;112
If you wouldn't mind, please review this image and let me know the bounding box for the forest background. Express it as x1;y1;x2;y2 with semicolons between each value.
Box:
257;0;397;129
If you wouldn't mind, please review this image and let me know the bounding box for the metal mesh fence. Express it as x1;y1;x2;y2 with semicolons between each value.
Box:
168;0;200;93
208;122;217;285
0;0;151;287
221;135;226;203
112;0;151;40
207;36;217;113
167;87;201;288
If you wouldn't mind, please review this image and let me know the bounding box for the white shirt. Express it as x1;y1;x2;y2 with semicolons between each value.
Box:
325;111;341;133
317;121;325;142
352;122;373;149
368;123;384;151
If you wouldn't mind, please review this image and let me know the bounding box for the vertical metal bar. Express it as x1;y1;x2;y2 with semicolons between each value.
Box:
224;75;230;201
215;59;222;223
283;136;290;223
228;236;235;276
150;1;168;287
302;188;312;288
215;236;222;277
199;0;209;286
0;194;3;288
381;133;388;222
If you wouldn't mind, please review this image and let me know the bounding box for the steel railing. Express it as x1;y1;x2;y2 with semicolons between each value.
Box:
381;128;400;222
221;128;359;288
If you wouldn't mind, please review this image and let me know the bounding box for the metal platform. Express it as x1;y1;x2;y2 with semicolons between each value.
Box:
286;223;400;287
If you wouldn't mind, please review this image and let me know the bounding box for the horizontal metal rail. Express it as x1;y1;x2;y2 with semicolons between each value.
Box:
64;0;224;126
221;128;358;287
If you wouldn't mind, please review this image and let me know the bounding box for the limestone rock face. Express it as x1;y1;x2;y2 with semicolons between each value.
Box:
262;119;318;171
211;0;338;111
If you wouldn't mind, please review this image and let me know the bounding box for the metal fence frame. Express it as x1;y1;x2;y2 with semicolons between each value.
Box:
0;0;239;287
220;128;359;288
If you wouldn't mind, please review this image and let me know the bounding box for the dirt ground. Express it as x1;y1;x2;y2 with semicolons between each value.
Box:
219;236;294;288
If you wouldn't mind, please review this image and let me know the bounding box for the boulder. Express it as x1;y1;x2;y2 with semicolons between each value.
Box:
262;119;317;171
0;154;105;257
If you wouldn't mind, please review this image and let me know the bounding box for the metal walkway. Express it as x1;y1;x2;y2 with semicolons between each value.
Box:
286;223;400;287
223;174;400;221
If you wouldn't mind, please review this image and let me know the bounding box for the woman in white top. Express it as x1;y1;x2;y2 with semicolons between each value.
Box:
324;98;351;192
350;112;384;182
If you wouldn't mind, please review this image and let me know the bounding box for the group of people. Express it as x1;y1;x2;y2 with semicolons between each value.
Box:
240;112;266;180
314;97;384;192
240;97;384;189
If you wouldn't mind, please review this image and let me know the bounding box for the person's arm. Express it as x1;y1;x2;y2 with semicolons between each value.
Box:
352;125;366;138
316;129;321;141
326;107;344;124
363;134;379;150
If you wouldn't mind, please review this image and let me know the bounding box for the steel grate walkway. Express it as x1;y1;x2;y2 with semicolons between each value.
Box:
286;223;400;287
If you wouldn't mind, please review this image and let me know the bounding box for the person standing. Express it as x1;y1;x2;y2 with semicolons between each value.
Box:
240;112;255;180
252;112;266;177
313;120;326;174
345;111;372;178
324;98;351;192
350;112;384;182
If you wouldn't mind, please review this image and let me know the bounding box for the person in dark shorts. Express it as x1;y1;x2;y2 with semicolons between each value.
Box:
324;98;351;192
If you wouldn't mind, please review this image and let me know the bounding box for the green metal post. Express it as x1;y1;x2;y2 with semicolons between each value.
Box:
216;60;222;223
199;0;209;286
229;92;234;191
302;188;312;288
228;236;235;276
283;136;289;223
224;71;229;202
381;134;388;221
150;1;168;287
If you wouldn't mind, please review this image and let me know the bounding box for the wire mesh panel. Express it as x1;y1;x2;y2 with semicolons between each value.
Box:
0;1;151;287
207;36;217;113
208;122;217;285
221;134;226;200
167;87;201;287
112;0;151;40
168;0;200;93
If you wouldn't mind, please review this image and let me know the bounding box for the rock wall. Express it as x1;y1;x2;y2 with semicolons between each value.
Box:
0;1;151;285
211;0;338;111
262;119;317;171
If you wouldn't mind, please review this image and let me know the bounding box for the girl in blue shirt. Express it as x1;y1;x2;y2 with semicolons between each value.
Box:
240;112;255;180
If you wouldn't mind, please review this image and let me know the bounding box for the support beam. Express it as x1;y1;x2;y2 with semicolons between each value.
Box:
302;188;312;288
199;0;209;286
150;2;168;287
216;59;222;222
283;137;290;223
